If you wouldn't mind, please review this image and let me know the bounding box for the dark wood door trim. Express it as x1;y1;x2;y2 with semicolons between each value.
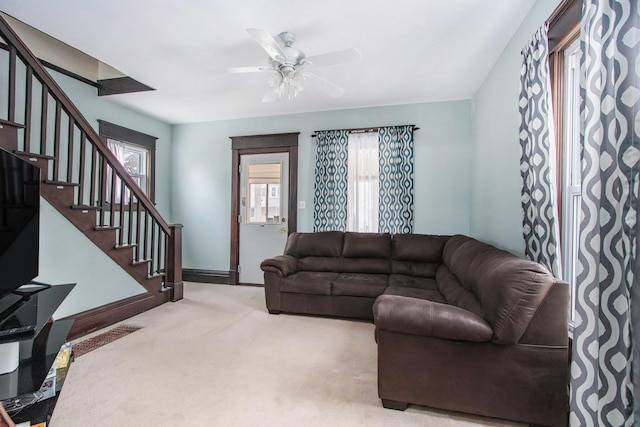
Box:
229;133;299;285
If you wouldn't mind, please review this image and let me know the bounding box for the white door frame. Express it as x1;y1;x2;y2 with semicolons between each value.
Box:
229;133;299;285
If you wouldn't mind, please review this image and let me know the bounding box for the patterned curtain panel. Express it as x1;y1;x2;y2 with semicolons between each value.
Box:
313;130;349;231
378;125;414;234
570;1;639;426
518;24;561;277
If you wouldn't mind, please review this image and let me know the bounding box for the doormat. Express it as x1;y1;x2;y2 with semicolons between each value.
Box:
73;325;143;358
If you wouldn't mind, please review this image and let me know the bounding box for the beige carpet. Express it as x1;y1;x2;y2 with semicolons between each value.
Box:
50;283;522;427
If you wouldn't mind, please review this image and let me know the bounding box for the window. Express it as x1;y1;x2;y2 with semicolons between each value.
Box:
548;0;581;325
98;120;157;204
347;132;379;232
559;39;582;323
246;162;282;224
106;138;150;198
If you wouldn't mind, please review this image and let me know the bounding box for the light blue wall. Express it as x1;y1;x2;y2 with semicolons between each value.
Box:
172;101;472;271
35;69;174;315
470;0;561;256
38;201;144;319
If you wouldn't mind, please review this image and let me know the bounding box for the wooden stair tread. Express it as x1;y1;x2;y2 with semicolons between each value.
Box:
114;243;137;249
43;180;79;187
94;226;120;231
0;119;25;128
13;151;55;160
71;205;101;211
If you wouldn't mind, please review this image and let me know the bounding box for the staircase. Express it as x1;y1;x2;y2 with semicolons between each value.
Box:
0;15;183;301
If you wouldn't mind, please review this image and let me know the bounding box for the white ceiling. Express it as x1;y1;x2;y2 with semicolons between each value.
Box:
1;1;536;124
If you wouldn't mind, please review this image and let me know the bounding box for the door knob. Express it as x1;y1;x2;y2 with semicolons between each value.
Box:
280;228;287;233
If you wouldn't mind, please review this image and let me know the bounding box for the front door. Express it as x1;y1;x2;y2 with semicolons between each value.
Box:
238;152;289;284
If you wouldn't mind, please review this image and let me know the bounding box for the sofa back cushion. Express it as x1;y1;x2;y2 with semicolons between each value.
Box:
436;265;483;317
284;232;344;257
442;235;555;345
341;232;391;274
391;234;449;278
284;232;343;272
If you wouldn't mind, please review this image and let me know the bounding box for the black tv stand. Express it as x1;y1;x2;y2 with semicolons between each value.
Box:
0;283;53;339
0;283;75;425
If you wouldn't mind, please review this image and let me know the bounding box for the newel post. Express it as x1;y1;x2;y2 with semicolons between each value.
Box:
167;223;183;301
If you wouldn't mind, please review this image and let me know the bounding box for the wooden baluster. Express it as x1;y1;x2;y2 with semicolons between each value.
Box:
77;132;86;205
167;224;183;301
66;120;74;182
8;45;16;122
24;67;32;152
89;144;97;205
150;222;156;276
157;224;162;275
128;184;134;247
52;102;61;180
40;84;47;155
143;213;149;265
109;163;116;227
135;199;141;261
98;154;106;227
118;178;125;245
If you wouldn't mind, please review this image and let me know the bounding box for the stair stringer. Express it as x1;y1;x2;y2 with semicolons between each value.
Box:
36;197;160;319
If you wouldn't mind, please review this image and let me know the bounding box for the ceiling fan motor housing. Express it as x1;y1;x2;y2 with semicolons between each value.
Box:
268;31;307;76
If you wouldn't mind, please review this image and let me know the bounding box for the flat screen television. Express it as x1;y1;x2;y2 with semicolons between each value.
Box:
0;148;40;299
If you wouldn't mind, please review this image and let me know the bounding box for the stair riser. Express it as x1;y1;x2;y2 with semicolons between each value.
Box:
15;155;49;179
0;126;18;152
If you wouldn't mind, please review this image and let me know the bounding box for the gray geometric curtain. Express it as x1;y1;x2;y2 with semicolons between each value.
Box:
313;130;348;231
570;0;639;426
378;125;414;234
518;24;561;277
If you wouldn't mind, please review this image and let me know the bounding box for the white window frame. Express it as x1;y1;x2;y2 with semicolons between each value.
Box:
560;38;582;325
107;137;152;198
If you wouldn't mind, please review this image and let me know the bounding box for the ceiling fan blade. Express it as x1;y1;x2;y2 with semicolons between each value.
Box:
247;28;287;64
262;88;280;103
306;48;362;68
304;72;346;98
214;66;273;75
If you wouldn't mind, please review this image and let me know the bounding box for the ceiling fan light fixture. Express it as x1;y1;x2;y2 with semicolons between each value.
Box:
266;72;283;88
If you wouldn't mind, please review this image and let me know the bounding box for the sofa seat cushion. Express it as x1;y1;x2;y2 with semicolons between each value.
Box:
280;272;337;295
384;286;447;304
389;274;438;290
331;273;388;298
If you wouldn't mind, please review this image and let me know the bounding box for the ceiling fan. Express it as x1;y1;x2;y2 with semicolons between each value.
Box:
222;29;361;102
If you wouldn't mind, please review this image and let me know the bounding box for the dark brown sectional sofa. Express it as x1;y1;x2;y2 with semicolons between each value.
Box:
260;231;569;427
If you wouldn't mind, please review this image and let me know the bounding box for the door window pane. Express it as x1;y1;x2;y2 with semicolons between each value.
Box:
246;163;281;224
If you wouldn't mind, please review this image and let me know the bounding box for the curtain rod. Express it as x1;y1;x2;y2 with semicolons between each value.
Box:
311;125;418;138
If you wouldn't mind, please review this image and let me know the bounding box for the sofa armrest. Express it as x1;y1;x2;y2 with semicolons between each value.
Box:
373;295;493;343
260;255;300;277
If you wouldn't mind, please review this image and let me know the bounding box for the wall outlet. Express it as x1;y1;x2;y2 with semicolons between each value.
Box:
298;201;306;209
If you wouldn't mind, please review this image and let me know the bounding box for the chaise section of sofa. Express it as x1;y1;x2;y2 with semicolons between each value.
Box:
374;235;569;427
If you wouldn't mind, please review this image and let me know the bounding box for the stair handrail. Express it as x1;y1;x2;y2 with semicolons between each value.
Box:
0;15;171;235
